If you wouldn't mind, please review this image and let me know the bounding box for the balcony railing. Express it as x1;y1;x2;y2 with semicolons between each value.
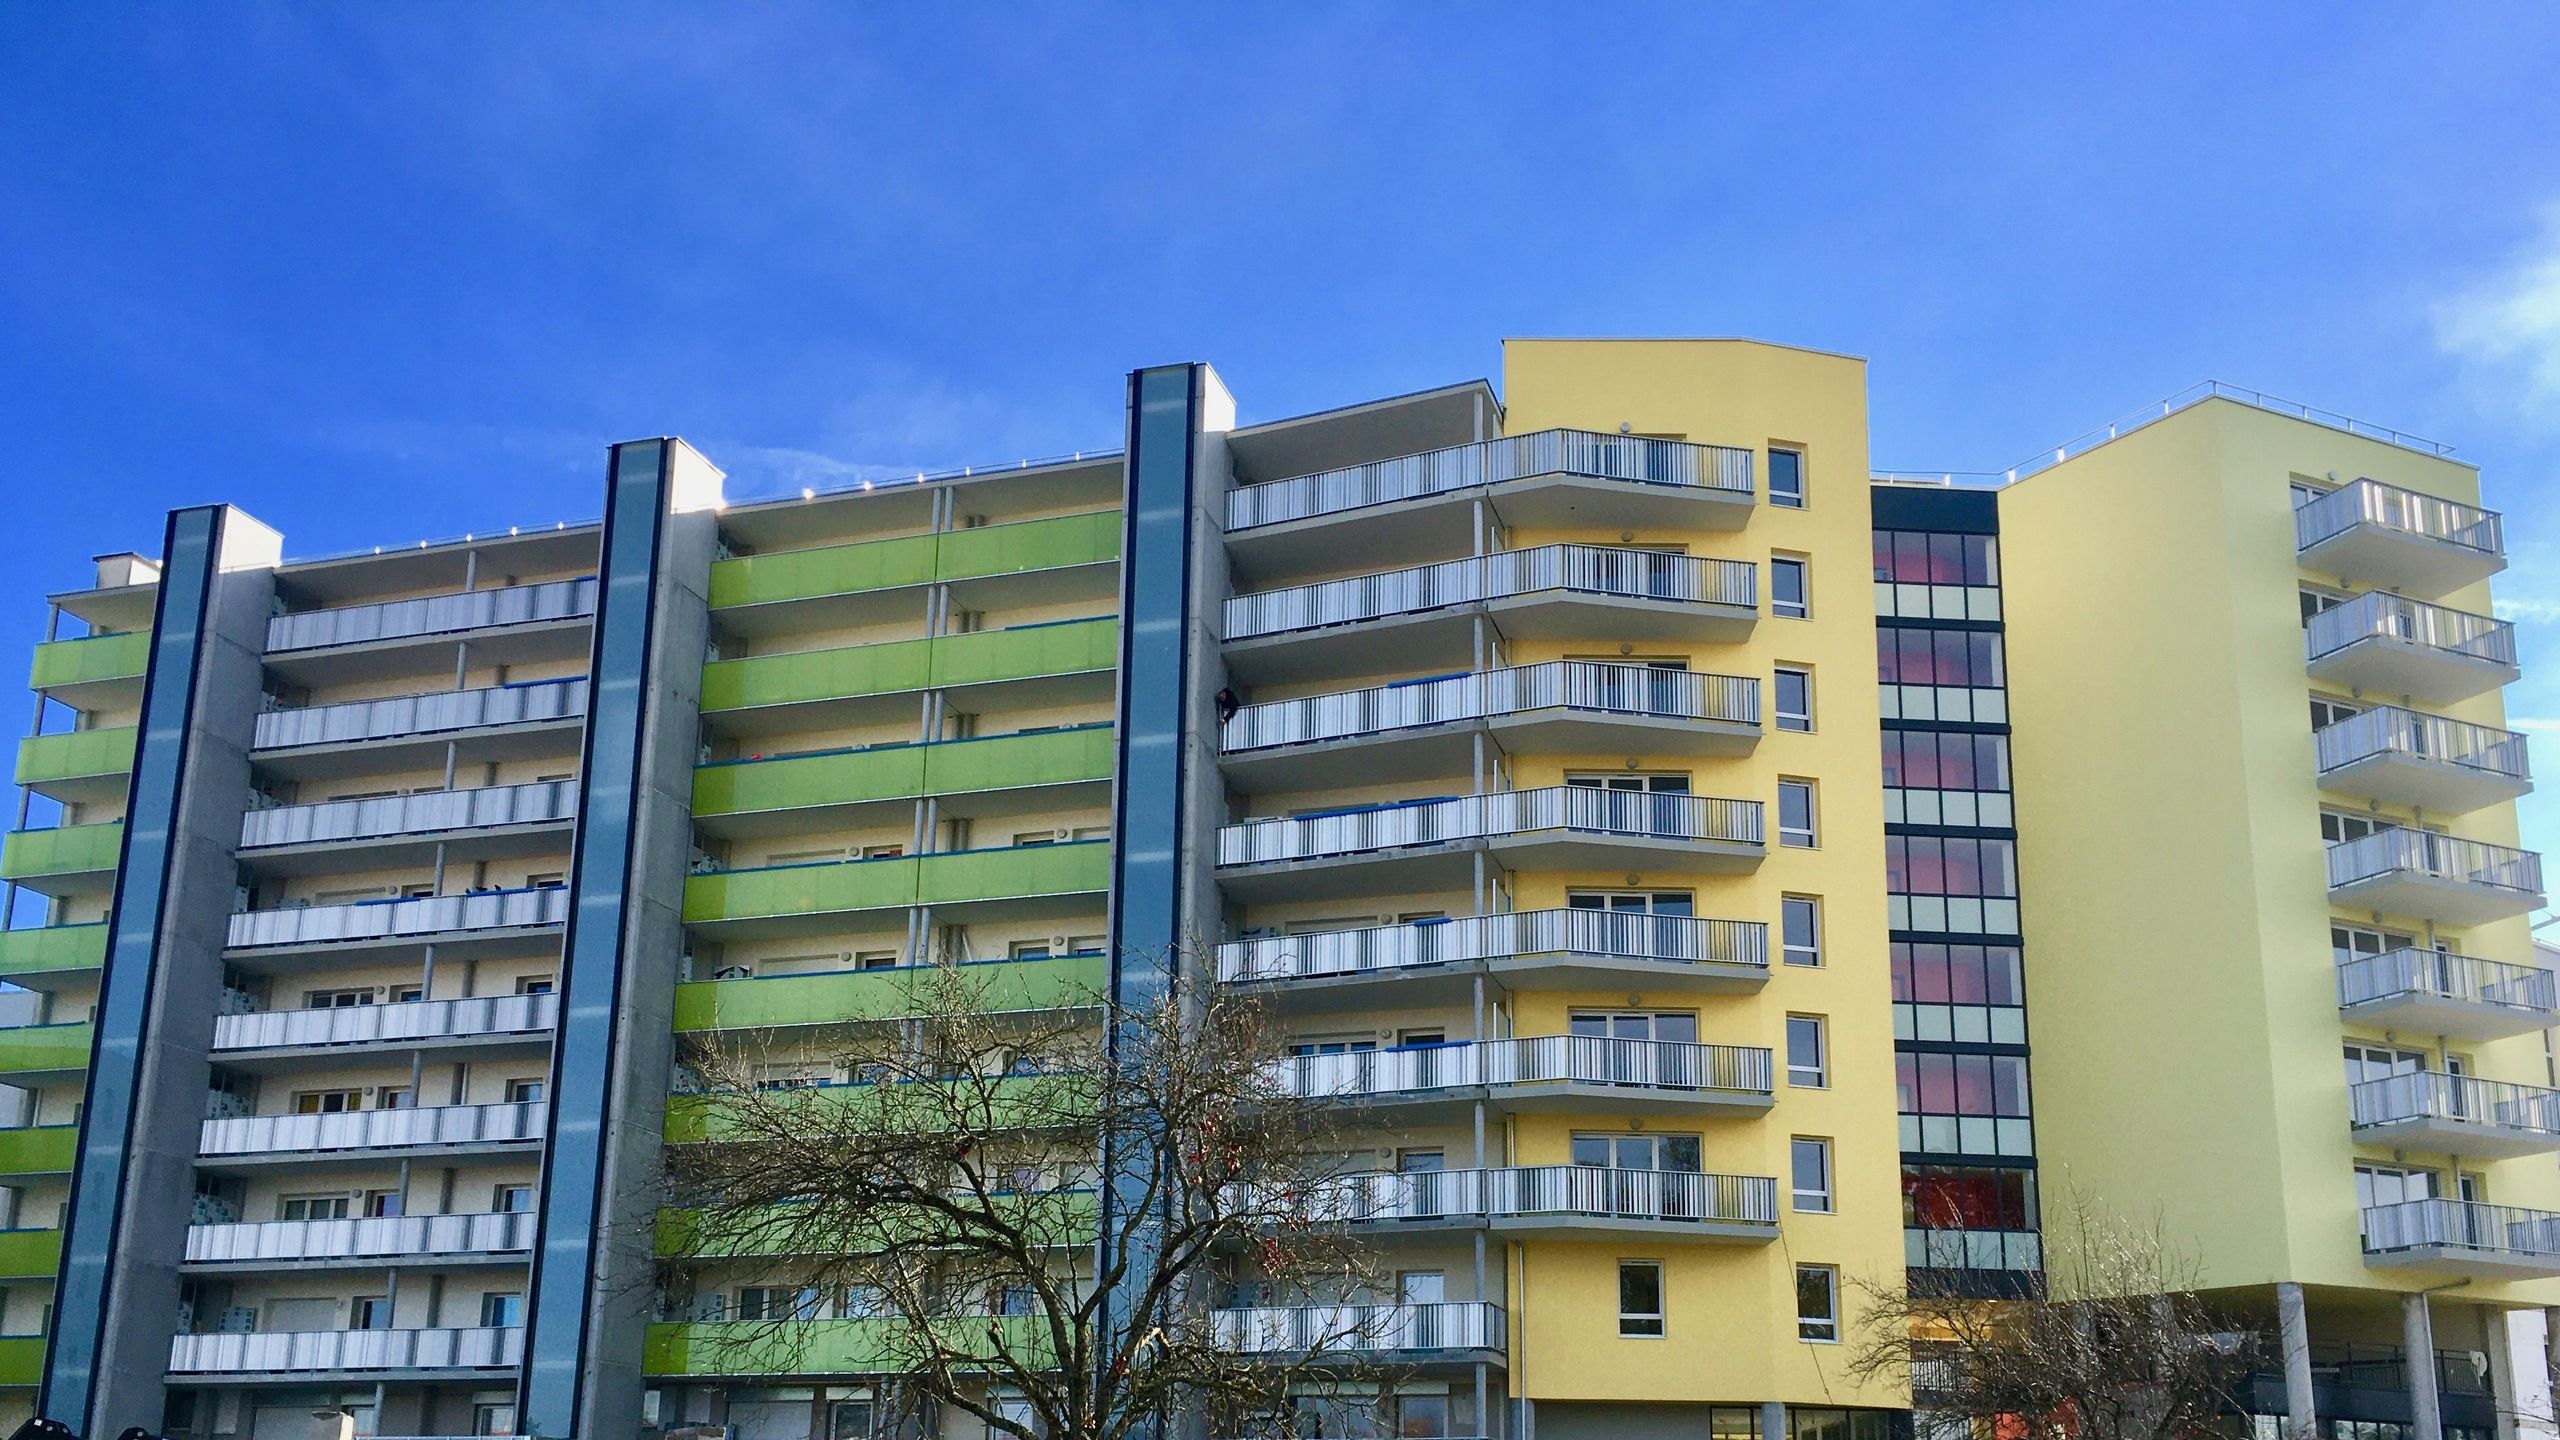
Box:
2364;1198;2560;1266
1269;1034;1772;1102
2338;950;2557;1017
267;577;598;653
2325;830;2543;897
1212;1301;1504;1355
185;1210;537;1265
168;1325;523;1375
1224;544;1755;639
240;780;577;850
227;885;570;950
2349;1072;2560;1139
200;1100;544;1157
2297;479;2502;559
1227;429;1753;531
1301;1165;1778;1229
1219;909;1766;984
212;992;559;1052
1219;786;1762;867
1222;662;1759;753
254;677;589;751
2305;592;2517;670
2316;706;2529;786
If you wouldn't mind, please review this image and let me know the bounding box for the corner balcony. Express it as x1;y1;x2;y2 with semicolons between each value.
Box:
251;676;588;776
0;924;105;985
29;629;150;709
0;1125;79;1178
238;780;577;872
1216;786;1762;903
709;509;1121;638
2339;949;2557;1041
1313;1165;1779;1244
211;992;558;1060
1223;430;1755;582
225;885;570;957
691;725;1114;838
699;617;1117;738
168;1325;523;1381
2349;1072;2560;1158
2305;593;2518;705
673;952;1106;1032
1220;663;1759;792
1268;1034;1774;1120
683;840;1108;940
2364;1198;2560;1279
1219;908;1768;1009
0;821;122;897
2325;831;2543;927
14;726;136;806
1222;545;1756;685
2296;479;2504;599
2315;706;2530;814
184;1210;537;1271
1213;1302;1505;1365
199;1099;545;1164
0;1021;91;1083
265;576;596;661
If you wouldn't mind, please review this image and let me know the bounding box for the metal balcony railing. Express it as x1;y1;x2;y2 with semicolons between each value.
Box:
199;1100;544;1157
1226;430;1753;531
2364;1198;2560;1264
1224;544;1756;639
1222;662;1758;753
2338;949;2557;1016
1219;909;1766;984
2297;478;2503;559
1219;786;1762;867
2348;1072;2560;1138
1212;1301;1504;1355
227;885;570;950
1293;1166;1777;1228
255;677;589;750
2315;706;2529;784
2305;592;2517;669
266;577;598;654
168;1325;522;1374
212;992;558;1052
185;1210;537;1264
1269;1034;1772;1101
241;781;577;850
2325;830;2543;896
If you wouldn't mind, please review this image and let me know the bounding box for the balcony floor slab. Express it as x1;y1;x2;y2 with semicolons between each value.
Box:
2339;992;2557;1043
2300;526;2504;600
2328;872;2544;928
2307;639;2519;707
2318;751;2532;816
2352;1116;2560;1160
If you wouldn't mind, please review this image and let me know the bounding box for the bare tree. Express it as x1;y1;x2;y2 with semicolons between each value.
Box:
656;951;1401;1440
1848;1188;2255;1440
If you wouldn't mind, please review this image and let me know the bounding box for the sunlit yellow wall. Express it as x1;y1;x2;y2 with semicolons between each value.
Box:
2000;398;2558;1304
1500;340;1907;1408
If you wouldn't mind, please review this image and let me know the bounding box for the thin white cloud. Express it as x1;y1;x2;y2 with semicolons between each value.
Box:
2436;205;2560;423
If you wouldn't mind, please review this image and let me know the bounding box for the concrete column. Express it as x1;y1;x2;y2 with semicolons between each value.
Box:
2404;1293;2441;1440
2278;1281;2319;1440
1761;1399;1789;1440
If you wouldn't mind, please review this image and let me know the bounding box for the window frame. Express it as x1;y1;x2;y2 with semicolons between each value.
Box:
1791;1137;1834;1213
1771;555;1811;619
1778;779;1818;848
1768;447;1807;509
1774;665;1813;732
1795;1264;1841;1342
1781;896;1822;968
1617;1258;1666;1338
1786;1014;1829;1089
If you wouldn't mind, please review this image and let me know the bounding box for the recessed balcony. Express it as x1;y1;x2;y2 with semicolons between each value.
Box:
0;821;122;897
709;509;1121;638
0;1021;91;1083
2305;593;2518;705
1222;545;1756;685
1220;663;1759;792
2315;706;2530;814
699;618;1117;739
1267;1034;1774;1120
1213;1302;1506;1364
0;923;106;985
28;629;150;710
2297;479;2504;600
2325;831;2543;926
167;1325;523;1380
1308;1165;1778;1244
642;1316;1051;1378
265;576;596;666
1218;908;1768;1010
184;1210;537;1271
237;780;577;874
199;1099;545;1164
225;885;570;957
14;726;136;806
2363;1198;2560;1279
1223;430;1755;584
0;1228;61;1281
210;992;558;1062
0;1125;78;1177
251;677;588;780
1217;786;1763;903
682;841;1109;940
691;725;1114;838
2349;1071;2560;1158
2338;949;2557;1041
673;953;1105;1032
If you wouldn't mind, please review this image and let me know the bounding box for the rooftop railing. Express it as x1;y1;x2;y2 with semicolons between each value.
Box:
2337;949;2556;1016
168;1325;522;1375
199;1100;545;1157
184;1209;537;1264
211;992;558;1052
240;780;577;850
1218;909;1766;984
2315;706;2529;785
1224;544;1755;639
266;577;597;654
2348;1071;2560;1138
1269;1034;1772;1101
1222;662;1758;753
226;885;570;950
2305;592;2516;669
2296;477;2502;558
2364;1197;2560;1264
1226;430;1753;531
2325;830;2542;897
1219;786;1761;867
253;677;588;751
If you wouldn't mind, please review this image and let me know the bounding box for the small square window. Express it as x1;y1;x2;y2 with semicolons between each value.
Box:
1774;667;1812;733
1786;1015;1828;1089
1778;780;1818;848
1791;1138;1833;1213
1769;448;1806;509
1795;1264;1839;1342
1782;897;1821;968
1618;1260;1664;1337
480;1291;525;1328
1772;557;1810;619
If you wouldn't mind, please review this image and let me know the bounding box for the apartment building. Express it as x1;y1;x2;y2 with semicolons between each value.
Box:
0;340;2545;1440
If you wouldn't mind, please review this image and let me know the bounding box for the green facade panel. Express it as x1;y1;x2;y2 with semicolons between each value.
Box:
0;822;123;881
0;1335;43;1387
699;619;1117;714
0;1229;62;1280
692;726;1113;819
684;840;1108;925
0;926;108;981
0;1024;92;1078
0;1127;78;1177
13;728;137;787
708;510;1120;611
672;952;1107;1032
28;632;150;690
642;1317;1054;1377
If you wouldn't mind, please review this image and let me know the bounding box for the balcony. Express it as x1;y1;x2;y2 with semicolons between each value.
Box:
1268;1034;1773;1120
0;821;122;896
226;885;570;955
700;618;1118;737
692;725;1114;837
2305;593;2518;705
1218;909;1768;1009
2364;1198;2560;1279
2325;831;2543;926
184;1210;536;1270
2315;706;2530;814
0;1229;60;1280
0;1126;79;1178
1213;1302;1505;1363
0;924;107;984
1217;787;1762;903
266;576;597;655
2338;949;2557;1041
253;676;588;767
644;1316;1053;1377
14;726;135;806
683;840;1108;939
1223;429;1753;582
29;629;150;708
238;781;577;870
710;510;1121;637
674;953;1105;1032
199;1099;545;1162
1222;545;1756;684
2296;479;2504;599
211;992;558;1058
1221;663;1759;792
1309;1165;1778;1244
0;1022;91;1083
2348;1072;2560;1158
168;1325;523;1379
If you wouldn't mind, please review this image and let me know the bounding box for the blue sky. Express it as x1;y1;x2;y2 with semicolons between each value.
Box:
6;5;2560;861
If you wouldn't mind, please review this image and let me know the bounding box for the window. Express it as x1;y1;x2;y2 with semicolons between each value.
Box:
1795;1265;1840;1341
994;1284;1039;1316
1769;447;1806;508
278;1193;350;1221
1567;889;1693;917
1891;943;2025;1009
856;950;899;970
1570;1010;1698;1044
737;1286;825;1321
1880;732;2011;794
1778;780;1817;847
2310;696;2362;730
1874;531;1999;588
351;1295;392;1330
514;975;555;996
829;1399;877;1440
1791;1138;1833;1213
1896;1053;2032;1122
364;1189;402;1218
376;1086;412;1110
1772;557;1810;619
1567;771;1691;793
479;1292;525;1328
1009;940;1053;960
2300;586;2348;627
2355;1163;2439;1212
1903;1164;2038;1236
2321;810;2398;846
1398;1148;1447;1173
2332;922;2421;965
1618;1260;1665;1337
504;1079;546;1104
472;1405;517;1438
493;1184;535;1213
527;871;566;890
1573;1132;1702;1172
305;988;377;1009
1013;831;1058;847
1876;627;2005;689
1884;836;2019;900
1774;666;1813;732
294;1089;361;1115
1782;897;1822;968
2343;1043;2428;1086
1786;1015;1828;1088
